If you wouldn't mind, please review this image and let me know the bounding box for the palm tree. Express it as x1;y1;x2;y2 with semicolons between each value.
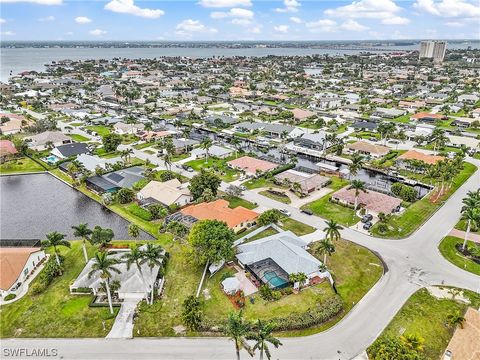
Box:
247;320;282;360
128;224;140;239
200;138;213;163
163;152;173;171
122;246;149;302
460;207;480;251
348;180;368;211
42;231;71;267
230;137;241;158
88;252;121;314
400;333;424;352
141;243;164;305
323;219;343;243
447;311;466;329
314;238;335;265
223;311;253;360
348;154;364;179
72;223;92;263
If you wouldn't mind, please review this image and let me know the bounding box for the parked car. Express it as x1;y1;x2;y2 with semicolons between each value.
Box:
239;185;247;191
361;214;373;223
443;350;452;360
279;209;291;217
301;208;313;215
363;222;373;230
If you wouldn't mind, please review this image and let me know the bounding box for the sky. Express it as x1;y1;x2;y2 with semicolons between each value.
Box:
0;0;479;41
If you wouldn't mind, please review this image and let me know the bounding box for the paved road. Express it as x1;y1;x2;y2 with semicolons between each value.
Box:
2;153;479;360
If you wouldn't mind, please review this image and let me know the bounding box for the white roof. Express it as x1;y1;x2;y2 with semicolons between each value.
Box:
221;277;240;293
191;145;233;158
139;179;191;206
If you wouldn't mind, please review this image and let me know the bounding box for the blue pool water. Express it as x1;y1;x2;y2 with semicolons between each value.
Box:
45;155;59;164
264;271;288;288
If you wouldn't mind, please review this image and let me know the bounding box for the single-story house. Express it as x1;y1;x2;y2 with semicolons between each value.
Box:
0;247;47;299
26;131;72;151
349;121;378;132
443;307;480;360
176;199;258;233
137;178;192;207
345;141;390;158
191;145;233;159
292;108;316;121
70;246;163;301
396;150;445;169
0;140;18;162
331;187;402;216
0;113;32;135
172;138;199;154
274;169;330;195
51;143;89;160
113;122;145;135
86;166;145;194
139;130;172;141
373;107;406;119
232;121;265;133
451;117;478;129
236;230;327;289
398;100;426;113
62;154;122;172
405;123;435;140
263;123;304;139
227;156;278;177
410;112;445;122
294;132;327;151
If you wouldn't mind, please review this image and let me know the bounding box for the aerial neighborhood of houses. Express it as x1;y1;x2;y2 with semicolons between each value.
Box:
1;40;480;360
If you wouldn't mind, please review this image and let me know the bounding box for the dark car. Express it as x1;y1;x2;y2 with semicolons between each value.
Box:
363;222;373;230
301;208;313;215
361;214;373;223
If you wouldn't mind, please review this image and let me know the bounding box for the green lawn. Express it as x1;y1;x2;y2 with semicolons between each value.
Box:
281;217;315;236
439;236;480;276
0;242;119;338
133;142;155;150
0;157;45;174
68;134;90;142
374;288;480;359
85;125;111;137
371;162;477;238
259;189;291;204
301;177;360;227
242;177;279;190
390;114;412;124
226;196;257;210
185;156;240;182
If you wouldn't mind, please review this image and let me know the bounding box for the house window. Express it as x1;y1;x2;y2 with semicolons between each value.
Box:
24;268;29;276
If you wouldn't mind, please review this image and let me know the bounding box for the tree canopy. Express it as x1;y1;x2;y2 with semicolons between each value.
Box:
188;169;222;201
187;220;234;265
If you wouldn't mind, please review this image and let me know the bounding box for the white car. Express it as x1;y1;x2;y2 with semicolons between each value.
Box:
279;209;291;217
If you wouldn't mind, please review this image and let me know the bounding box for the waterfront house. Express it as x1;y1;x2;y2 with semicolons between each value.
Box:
331;187;402;216
86;166;145;194
227;156;278;177
274;169;330;195
113;122;145;135
137;179;192;207
263;123;304;139
345;141;390;158
396;150;445;169
191;145;233;159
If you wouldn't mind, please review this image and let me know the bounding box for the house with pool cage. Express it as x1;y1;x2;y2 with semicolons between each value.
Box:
235;230;328;289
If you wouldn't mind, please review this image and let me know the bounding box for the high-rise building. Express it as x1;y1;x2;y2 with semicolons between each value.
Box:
419;41;447;62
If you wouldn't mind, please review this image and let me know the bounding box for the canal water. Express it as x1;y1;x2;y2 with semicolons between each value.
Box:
0;174;154;240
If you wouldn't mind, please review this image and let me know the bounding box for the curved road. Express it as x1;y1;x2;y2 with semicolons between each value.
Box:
2;155;479;360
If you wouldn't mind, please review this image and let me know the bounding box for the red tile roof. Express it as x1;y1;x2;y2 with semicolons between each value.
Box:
0;140;18;155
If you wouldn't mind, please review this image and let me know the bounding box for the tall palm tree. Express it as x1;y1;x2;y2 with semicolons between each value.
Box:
230;137;241;158
42;231;71;267
72;223;92;264
348;154;364;179
314;238;335;265
223;311;253;360
88;252;121;314
122;245;149;302
200;138;213;163
348;180;368;211
141;243;164;305
163;152;173;171
462;190;480;212
460;207;480;251
323;219;343;243
247;320;282;360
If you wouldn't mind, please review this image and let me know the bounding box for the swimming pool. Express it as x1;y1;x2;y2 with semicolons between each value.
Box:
44;155;59;164
264;271;289;289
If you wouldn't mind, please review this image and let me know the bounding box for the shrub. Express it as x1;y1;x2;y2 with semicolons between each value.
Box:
39;256;64;286
259;285;281;301
148;204;167;220
159;171;178;182
116;188;135;204
126;204;152;221
368;336;427;360
4;294;16;301
377;223;389;234
30;282;47;296
391;182;417;203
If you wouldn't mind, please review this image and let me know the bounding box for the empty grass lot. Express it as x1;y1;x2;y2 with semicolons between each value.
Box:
85;125;111;137
68;134;90;142
0;157;45;174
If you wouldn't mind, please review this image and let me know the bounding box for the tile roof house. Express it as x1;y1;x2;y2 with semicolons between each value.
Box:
51;143;90;159
26;131;72;151
345;141;390;158
292;108;316;121
0;113;32;135
274;169;330;195
227;156;278;177
410;112;445;122
331;187;402;215
396;150;445;167
113;122;145;135
137;179;192;207
191;145;233;159
444;307;480;360
178;199;258;232
0;140;18;162
0;247;47;298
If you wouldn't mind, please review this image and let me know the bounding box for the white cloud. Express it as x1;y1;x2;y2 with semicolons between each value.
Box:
75;16;92;24
66;31;73;36
381;16;410;25
231;18;252;25
89;29;107;36
248;24;262;33
445;21;463;27
413;0;480;18
1;31;15;36
0;18;6;24
0;0;61;4
274;25;290;33
104;0;164;19
175;19;217;37
197;0;251;8
290;16;302;24
211;8;254;19
275;0;300;13
38;15;55;22
324;0;403;20
340;19;368;31
306;19;337;32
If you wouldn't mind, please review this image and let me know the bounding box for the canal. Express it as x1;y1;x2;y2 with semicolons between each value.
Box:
0;173;154;240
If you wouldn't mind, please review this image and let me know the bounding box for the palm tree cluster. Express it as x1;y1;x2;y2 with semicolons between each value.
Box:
460;190;480;251
223;311;282;360
426;156;465;202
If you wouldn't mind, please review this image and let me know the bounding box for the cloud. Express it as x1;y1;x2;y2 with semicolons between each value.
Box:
104;0;164;19
89;29;107;36
75;16;92;24
66;31;73;36
381;16;410;25
306;19;337;32
0;18;6;24
274;25;289;33
197;0;251;8
445;21;463;27
0;0;61;4
211;8;254;19
1;31;15;36
340;19;368;31
175;19;217;37
290;16;302;24
248;24;262;33
413;0;480;18
38;15;55;22
275;0;300;13
324;0;403;20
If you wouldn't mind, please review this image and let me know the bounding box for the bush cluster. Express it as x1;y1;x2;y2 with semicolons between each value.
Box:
391;182;418;203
